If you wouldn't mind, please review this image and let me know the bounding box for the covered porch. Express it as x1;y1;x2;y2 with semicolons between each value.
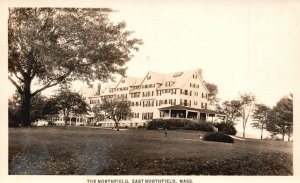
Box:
159;105;225;122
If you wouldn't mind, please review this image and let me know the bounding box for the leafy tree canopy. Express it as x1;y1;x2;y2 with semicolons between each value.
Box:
8;8;142;126
48;85;89;126
251;103;271;139
266;95;293;141
93;97;132;130
204;81;219;107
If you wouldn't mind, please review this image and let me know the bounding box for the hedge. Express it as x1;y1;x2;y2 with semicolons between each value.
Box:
213;122;237;135
203;132;234;143
147;118;216;132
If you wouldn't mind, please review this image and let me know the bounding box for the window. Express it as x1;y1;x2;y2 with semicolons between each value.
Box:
165;100;167;104
147;75;151;80
149;112;153;120
185;90;188;95
184;100;187;106
202;93;204;98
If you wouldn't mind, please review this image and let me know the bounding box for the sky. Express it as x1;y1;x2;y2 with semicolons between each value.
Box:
4;0;300;138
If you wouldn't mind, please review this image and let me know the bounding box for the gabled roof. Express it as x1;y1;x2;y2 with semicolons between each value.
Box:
156;69;195;90
116;76;139;88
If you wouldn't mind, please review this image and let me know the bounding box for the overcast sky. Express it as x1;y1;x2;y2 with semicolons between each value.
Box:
106;0;299;107
4;0;300;138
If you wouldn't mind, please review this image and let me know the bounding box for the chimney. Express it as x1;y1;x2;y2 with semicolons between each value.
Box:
197;68;203;78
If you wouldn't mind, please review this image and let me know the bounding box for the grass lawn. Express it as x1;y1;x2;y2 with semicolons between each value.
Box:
9;126;293;175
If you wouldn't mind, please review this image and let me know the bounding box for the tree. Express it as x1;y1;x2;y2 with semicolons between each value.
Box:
251;103;271;140
8;8;142;127
49;86;89;126
266;95;293;141
93;98;133;131
204;81;219;107
240;93;256;138
9;91;49;127
219;100;242;125
8;93;22;127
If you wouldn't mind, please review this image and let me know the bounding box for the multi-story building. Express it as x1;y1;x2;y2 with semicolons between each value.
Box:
76;68;225;127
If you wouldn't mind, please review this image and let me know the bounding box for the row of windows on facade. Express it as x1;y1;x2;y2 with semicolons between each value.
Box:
109;83;156;93
130;99;207;109
107;79;201;94
90;89;208;104
131;89;208;98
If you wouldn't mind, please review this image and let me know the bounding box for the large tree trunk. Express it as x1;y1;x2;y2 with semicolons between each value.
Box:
115;122;120;131
64;116;68;126
20;81;32;127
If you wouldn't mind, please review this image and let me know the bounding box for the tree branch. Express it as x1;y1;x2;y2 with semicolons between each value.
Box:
8;75;23;94
13;70;24;82
31;80;61;97
31;70;72;97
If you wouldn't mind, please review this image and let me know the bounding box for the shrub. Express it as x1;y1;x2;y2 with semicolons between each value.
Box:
147;119;216;132
203;132;234;143
214;122;237;135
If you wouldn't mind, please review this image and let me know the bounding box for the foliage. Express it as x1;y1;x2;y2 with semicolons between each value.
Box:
251;103;271;140
8;93;22;127
203;132;234;143
8;8;142;126
9;92;48;127
266;95;293;141
219;100;242;125
48;85;89;126
214;122;237;135
239;93;256;138
204;81;219;107
147;119;216;132
93;97;133;130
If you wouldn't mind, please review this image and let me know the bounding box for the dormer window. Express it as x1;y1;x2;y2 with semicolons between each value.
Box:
147;75;151;80
165;81;174;87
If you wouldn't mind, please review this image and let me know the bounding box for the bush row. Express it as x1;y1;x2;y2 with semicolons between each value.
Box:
147;119;216;132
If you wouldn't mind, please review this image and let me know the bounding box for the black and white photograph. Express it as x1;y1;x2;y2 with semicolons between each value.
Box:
1;0;299;182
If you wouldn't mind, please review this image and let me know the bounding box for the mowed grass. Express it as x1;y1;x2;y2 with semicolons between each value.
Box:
9;126;293;175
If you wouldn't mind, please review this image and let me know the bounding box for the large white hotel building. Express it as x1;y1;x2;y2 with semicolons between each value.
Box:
55;68;224;127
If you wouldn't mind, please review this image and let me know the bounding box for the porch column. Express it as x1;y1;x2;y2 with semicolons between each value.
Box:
185;110;188;119
69;117;71;126
169;109;171;118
